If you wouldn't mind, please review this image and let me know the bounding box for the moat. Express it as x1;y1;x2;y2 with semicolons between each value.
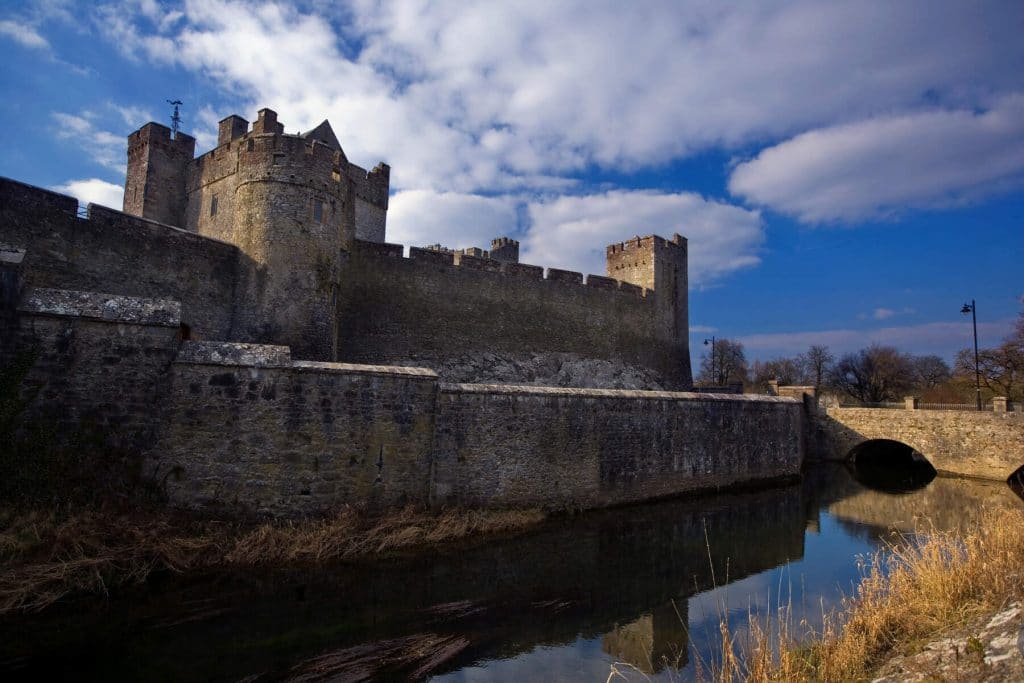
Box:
1;463;1019;682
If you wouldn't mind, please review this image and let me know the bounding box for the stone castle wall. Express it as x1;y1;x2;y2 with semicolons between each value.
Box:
0;177;244;341
150;345;439;516
4;289;182;453
1;284;802;516
149;346;800;515
337;240;692;387
431;385;804;509
1;178;692;382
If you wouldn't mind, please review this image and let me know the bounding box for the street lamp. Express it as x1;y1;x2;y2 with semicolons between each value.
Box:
704;336;716;385
961;300;981;411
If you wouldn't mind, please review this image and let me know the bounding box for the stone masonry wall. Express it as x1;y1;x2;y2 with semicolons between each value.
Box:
432;385;803;509
138;342;803;516
0;177;244;341
336;241;689;386
148;343;439;516
812;407;1024;481
5;289;182;452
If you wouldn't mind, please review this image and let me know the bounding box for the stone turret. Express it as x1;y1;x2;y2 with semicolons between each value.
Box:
123;122;195;227
606;234;691;386
490;237;520;263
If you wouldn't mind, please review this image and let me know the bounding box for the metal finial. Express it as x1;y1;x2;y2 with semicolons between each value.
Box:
167;99;183;139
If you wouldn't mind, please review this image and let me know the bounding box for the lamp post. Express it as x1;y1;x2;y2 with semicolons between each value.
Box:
704;336;716;385
961;300;981;411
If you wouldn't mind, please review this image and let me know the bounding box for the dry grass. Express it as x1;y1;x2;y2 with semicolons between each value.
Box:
715;506;1024;682
0;504;545;615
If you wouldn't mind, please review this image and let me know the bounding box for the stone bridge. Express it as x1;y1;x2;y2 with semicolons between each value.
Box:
811;402;1024;482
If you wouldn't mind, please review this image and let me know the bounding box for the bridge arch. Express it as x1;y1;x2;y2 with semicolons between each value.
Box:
817;407;1024;482
846;438;937;492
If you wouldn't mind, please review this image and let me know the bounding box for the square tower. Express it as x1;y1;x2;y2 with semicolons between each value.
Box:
606;234;691;386
123;123;195;228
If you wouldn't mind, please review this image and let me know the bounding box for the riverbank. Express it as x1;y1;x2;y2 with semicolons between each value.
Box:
0;504;546;614
716;506;1024;682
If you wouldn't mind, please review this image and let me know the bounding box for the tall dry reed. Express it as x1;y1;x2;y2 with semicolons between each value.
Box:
0;504;545;614
716;506;1024;682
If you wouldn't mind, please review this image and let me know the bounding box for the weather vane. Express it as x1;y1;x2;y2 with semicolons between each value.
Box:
167;99;183;138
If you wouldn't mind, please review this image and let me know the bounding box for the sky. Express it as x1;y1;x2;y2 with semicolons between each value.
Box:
0;0;1021;365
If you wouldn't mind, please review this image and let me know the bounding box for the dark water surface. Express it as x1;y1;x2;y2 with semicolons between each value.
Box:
1;464;1018;682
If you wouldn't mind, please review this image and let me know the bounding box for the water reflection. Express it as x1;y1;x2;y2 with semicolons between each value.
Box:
1;464;1019;682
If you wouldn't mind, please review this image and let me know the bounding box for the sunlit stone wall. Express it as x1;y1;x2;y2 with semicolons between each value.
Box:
811;407;1024;481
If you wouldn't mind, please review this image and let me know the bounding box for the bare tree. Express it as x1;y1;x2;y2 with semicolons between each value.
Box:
698;338;748;386
829;345;916;404
911;355;952;389
749;357;802;391
797;345;834;389
955;342;1023;401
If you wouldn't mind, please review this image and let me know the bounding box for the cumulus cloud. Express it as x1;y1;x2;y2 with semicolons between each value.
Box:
523;191;763;285
52;178;124;210
0;19;49;49
386;189;764;287
729;95;1024;222
89;0;1024;200
386;190;519;252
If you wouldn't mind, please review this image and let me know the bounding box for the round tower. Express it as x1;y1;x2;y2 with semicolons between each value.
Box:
230;109;351;360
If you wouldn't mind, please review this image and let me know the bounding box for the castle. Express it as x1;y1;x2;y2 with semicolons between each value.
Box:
108;108;692;385
0;108;811;517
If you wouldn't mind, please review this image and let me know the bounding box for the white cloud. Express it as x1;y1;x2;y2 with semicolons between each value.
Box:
523;191;763;285
0;19;49;49
729;95;1024;222
52;112;126;174
89;0;1024;205
873;308;894;320
386;190;519;252
52;178;124;210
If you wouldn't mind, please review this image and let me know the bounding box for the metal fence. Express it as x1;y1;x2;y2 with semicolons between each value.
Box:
919;403;995;411
837;401;904;409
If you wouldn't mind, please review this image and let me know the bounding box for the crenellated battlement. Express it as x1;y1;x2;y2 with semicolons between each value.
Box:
606;233;686;257
355;239;650;299
127;122;197;154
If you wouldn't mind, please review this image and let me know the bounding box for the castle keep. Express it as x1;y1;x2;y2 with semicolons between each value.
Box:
0;107;806;516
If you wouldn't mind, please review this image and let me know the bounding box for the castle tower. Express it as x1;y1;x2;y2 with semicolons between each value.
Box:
490;237;520;263
228;109;349;360
123;123;196;227
122;108;390;362
606;234;691;387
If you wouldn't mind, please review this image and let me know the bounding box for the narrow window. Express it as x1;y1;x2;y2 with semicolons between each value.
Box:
210;195;218;216
312;199;324;223
247;138;254;152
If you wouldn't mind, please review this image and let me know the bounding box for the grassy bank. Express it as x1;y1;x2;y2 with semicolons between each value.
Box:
0;504;545;615
715;506;1024;682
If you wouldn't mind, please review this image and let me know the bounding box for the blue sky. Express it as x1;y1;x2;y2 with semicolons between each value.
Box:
1;0;1021;363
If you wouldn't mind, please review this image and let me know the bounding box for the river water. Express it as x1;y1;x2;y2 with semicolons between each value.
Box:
2;463;1019;682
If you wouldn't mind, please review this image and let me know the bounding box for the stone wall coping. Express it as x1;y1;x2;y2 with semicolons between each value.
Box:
18;287;181;327
292;360;438;378
826;406;1019;417
0;245;26;264
175;341;292;367
441;383;800;402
